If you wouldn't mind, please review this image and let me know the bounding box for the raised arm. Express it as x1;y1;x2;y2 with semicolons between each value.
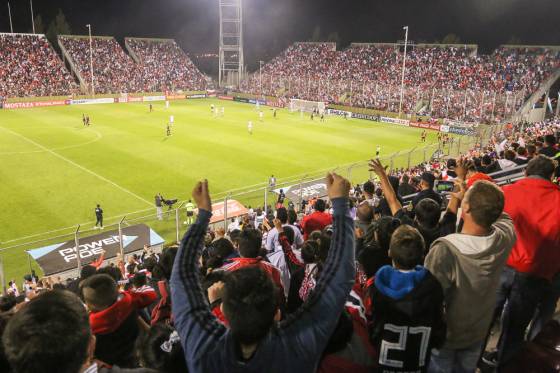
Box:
369;159;402;215
170;180;226;368
280;173;355;357
273;219;304;268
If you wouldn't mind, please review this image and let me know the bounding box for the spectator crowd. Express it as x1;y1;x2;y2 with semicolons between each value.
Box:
126;38;207;93
59;36;208;95
0;115;559;372
59;36;143;94
241;43;560;123
0;34;78;98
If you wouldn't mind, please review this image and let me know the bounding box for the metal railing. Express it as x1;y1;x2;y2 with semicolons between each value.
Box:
0;130;489;282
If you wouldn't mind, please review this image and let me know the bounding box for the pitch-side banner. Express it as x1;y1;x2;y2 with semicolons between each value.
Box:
143;95;166;102
328;109;352;117
26;224;164;276
351;112;380;121
409;122;441;131
380;116;410;126
3;100;69;109
71;98;115;105
273;179;328;201
210;200;248;224
266;100;285;108
166;94;186;100
448;125;476;136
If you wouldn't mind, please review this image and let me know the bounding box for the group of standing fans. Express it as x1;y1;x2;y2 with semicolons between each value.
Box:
0;34;208;99
126;38;207;93
0;116;558;372
241;42;560;123
0;34;79;98
58;36;207;95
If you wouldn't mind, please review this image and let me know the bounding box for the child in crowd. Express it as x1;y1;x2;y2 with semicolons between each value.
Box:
369;225;445;373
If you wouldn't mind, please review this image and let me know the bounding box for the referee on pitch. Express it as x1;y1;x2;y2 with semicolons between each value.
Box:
95;204;104;229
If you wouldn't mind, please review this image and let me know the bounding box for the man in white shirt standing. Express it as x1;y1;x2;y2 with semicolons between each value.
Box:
265;207;303;253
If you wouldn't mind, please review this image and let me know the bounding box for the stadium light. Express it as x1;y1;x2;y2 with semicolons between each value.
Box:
259;60;264;99
30;0;35;34
398;26;409;118
86;24;95;96
8;2;13;33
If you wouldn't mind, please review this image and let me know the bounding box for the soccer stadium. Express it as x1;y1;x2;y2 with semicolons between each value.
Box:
0;0;559;372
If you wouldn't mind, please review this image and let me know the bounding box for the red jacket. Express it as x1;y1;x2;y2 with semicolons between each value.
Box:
222;257;285;300
90;290;157;334
318;285;377;373
503;177;560;281
302;211;333;240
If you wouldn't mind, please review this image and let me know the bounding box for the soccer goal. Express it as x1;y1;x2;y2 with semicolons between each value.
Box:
289;99;326;114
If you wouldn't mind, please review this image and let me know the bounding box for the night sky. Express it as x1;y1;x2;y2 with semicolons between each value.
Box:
0;0;559;71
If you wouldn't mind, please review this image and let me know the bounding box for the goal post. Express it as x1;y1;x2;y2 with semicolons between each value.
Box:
289;99;326;114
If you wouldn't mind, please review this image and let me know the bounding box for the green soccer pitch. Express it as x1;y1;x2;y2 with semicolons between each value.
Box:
0;98;438;281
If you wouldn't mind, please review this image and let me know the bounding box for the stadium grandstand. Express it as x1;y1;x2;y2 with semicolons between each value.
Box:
241;42;560;124
0;0;560;373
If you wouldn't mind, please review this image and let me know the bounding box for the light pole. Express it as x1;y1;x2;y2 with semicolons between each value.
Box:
30;0;35;34
398;26;409;118
259;60;264;99
86;24;95;96
8;2;13;33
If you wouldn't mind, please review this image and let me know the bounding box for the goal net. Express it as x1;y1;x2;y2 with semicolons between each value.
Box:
289;99;326;114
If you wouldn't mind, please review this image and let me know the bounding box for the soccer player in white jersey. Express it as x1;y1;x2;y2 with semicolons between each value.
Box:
259;111;264;122
248;121;253;135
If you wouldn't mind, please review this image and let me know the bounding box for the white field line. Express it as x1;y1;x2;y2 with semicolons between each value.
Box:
0;126;153;208
0;128;103;155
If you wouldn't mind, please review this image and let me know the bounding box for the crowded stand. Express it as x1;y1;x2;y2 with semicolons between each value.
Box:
0;116;558;372
126;38;207;92
0;34;78;98
242;43;560;123
59;36;146;94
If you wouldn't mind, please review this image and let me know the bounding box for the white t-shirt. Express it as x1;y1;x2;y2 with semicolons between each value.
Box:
169;115;174;124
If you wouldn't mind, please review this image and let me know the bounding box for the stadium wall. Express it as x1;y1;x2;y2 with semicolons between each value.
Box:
1;91;208;109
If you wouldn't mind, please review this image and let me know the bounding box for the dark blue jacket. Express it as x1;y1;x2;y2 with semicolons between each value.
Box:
171;198;355;372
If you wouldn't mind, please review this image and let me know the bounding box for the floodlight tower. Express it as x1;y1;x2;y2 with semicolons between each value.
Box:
219;0;244;88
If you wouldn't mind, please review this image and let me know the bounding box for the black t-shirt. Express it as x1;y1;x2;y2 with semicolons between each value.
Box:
540;146;558;158
482;162;501;174
411;189;442;208
398;183;417;197
395;208;457;250
370;271;446;372
95;207;103;217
